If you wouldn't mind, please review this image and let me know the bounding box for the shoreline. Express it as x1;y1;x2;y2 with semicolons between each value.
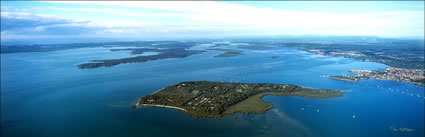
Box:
327;76;358;82
135;103;187;112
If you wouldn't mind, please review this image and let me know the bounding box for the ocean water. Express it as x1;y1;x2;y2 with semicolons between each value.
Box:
1;44;424;137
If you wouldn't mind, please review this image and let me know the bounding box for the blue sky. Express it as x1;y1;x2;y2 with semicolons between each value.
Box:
1;1;424;40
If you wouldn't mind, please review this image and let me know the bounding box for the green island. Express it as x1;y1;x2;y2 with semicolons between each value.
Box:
134;81;343;118
208;48;244;58
237;45;270;50
77;48;204;69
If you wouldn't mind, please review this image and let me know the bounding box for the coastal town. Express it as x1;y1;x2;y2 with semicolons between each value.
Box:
329;67;425;86
284;42;425;87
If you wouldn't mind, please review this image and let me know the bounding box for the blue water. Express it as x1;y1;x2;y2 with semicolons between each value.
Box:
1;43;424;137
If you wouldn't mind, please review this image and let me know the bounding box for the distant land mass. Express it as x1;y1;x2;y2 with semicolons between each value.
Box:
2;37;424;86
208;48;244;58
134;81;343;118
0;41;203;54
77;48;204;69
282;41;424;69
280;40;425;87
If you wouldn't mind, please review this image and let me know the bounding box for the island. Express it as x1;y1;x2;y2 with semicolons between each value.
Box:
237;45;270;50
208;48;244;58
134;81;343;118
78;48;204;69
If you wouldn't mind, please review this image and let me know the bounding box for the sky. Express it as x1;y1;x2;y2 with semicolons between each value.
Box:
1;1;424;41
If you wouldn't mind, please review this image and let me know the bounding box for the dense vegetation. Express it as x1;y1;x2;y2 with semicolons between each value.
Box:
135;81;343;118
77;48;204;69
208;48;244;58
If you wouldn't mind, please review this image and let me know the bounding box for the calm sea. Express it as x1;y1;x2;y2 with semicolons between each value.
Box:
1;44;423;137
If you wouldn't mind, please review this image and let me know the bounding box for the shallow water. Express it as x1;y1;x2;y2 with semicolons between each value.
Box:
1;43;423;137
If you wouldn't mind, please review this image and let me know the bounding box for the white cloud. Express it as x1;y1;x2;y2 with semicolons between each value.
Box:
48;7;185;18
47;1;235;12
1;12;102;36
3;1;424;38
1;6;10;10
1;12;87;24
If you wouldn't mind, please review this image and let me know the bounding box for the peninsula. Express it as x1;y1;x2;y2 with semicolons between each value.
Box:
134;81;343;118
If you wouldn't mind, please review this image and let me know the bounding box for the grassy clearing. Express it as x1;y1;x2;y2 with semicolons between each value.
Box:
224;90;342;115
223;92;290;115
